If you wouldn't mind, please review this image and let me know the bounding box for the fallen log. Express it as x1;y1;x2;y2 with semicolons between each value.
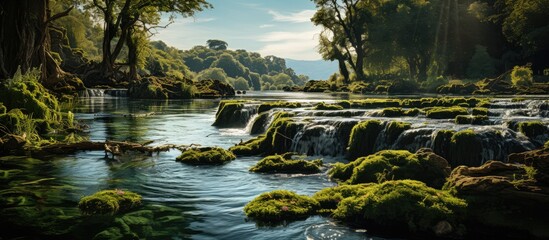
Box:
27;140;180;157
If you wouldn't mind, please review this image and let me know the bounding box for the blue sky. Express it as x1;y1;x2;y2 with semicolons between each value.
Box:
151;0;323;60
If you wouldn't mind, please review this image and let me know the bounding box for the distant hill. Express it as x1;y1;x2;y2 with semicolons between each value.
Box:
285;59;338;80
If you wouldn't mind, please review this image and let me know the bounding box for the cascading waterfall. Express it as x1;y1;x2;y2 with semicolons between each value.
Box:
291;120;357;156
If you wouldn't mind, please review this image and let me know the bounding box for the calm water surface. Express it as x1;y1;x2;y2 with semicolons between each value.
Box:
7;92;393;239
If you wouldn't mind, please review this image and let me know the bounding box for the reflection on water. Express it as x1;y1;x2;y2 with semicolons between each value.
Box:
0;93;373;239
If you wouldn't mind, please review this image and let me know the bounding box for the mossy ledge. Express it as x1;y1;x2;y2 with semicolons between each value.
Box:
78;190;142;215
243;190;319;224
176;147;236;165
257;101;301;113
425;106;468;119
249;153;322;174
346;120;383;160
329;149;450;188
313;102;344;110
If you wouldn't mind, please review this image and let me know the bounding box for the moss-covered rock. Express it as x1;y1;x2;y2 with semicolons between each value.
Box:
250;154;322;174
449;130;483;167
0;103;6;114
517;121;548;140
233;116;300;156
303;80;330;92
437;82;478;95
454;115;489;125
347;120;383;160
426;106;468;119
329;149;450;188
257;101;301;113
244;190;320;224
444;161;549;238
336;100;352;109
78;190;142;215
313;102;344;110
249;111;295;135
508;147;549;186
212;100;256;128
384;121;411;143
333;180;467;235
229;135;267;156
176;147;236;165
312;184;372;213
194;79;236;98
472;107;488;116
350;99;401;109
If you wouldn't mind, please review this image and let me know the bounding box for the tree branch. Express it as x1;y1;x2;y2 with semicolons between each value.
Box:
47;6;74;23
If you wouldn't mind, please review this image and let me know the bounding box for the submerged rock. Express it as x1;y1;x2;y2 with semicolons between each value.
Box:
329;149;450;188
444;160;549;238
176;147;236;165
78;189;142;215
249;153;322;174
244;190;319;224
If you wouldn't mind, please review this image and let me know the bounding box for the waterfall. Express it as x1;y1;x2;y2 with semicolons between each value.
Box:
80;88;128;98
291;120;357;156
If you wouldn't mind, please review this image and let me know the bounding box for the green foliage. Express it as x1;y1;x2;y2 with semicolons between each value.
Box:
0;103;6;114
347;120;383;160
313;102;344;110
518;121;547;139
211;53;248;78
244;190;320;223
466;45;496;79
511;66;534;88
332;180;467;233
78;190;142;215
233;77;250;90
206;39;228;51
330;150;450;188
258;101;301;113
426;107;468;119
176;147;236;165
250;154;323;174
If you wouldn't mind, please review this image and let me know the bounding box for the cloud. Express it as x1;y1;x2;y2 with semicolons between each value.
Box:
268;9;316;23
259;24;275;29
256;29;322;60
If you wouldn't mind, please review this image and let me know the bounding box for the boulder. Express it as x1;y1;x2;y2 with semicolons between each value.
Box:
508;147;549;186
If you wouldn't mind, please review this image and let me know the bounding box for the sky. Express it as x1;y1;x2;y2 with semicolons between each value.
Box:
151;0;323;61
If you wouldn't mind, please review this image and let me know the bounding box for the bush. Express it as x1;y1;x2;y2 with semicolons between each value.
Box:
511;66;533;88
176;147;236;165
250;154;322;174
244;190;319;223
78;190;142;215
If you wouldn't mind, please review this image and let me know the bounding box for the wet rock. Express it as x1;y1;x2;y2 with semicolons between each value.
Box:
257;101;301;113
249;153;322;174
244;190;319;224
444;160;549;238
437;82;478;94
194;79;235;98
425;106;468;119
212;100;257;128
508;147;549;186
347;120;383;160
330;149;450;188
313;102;344;110
176;147;236;165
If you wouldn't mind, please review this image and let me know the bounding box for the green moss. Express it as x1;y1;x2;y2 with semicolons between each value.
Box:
313;102;344;110
229;135;266;156
234;116;300;156
381;107;404;117
336;100;352;109
78;190;142;215
332;180;467;233
330;150;450;188
350;99;401;109
0;103;6;114
347;120;383;160
472;107;488;116
545;140;549;149
244;190;319;223
250;154;322;174
426;106;468;119
385;121;411;143
518;121;548;139
454;115;489;125
176;147;236;165
258;101;301;113
212;101;249;127
312;184;371;213
450;130;482;167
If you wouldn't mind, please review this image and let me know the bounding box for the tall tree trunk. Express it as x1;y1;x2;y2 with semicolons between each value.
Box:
126;28;138;81
0;0;47;81
337;58;350;84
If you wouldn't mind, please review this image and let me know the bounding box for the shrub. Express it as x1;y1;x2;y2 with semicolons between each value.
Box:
78;190;142;215
244;190;319;223
511;66;533;88
176;147;236;165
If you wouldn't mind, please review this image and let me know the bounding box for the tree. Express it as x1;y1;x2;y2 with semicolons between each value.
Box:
233;77;249;90
207;39;228;51
317;30;350;83
312;0;378;81
0;0;73;84
466;45;496;79
89;0;211;80
195;68;229;83
210;53;247;78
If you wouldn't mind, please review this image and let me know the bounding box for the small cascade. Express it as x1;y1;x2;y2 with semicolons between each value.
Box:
248;110;279;134
79;88;128;98
291;120;358;156
392;128;436;153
